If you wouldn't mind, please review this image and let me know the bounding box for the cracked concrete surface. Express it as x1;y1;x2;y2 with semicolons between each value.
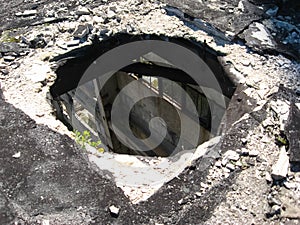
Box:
0;0;300;224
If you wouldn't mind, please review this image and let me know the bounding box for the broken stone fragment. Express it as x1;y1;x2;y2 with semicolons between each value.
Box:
265;171;272;183
3;55;15;62
243;22;276;51
271;147;289;181
281;203;300;219
93;16;104;23
224;150;240;161
76;6;90;16
285;103;300;163
265;6;279;17
271;205;281;215
29;36;47;49
194;192;202;197
12;152;21;158
73;24;90;40
262;117;274;128
226;163;235;171
235;161;242;167
283;181;297;190
10;61;20;69
66;40;80;47
0;43;22;54
106;10;116;19
178;198;184;205
241;138;247;145
1;69;9;75
215;160;222;168
109;205;120;217
249;150;259;157
267;195;281;206
15;10;37;17
0;63;6;69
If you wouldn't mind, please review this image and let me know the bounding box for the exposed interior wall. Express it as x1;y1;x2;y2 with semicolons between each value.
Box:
49;33;235;157
99;71;211;156
56;71;218;157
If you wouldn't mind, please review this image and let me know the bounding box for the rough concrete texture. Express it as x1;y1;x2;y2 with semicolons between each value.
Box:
285;103;300;163
0;0;300;224
0;90;137;224
163;0;300;60
0;88;241;224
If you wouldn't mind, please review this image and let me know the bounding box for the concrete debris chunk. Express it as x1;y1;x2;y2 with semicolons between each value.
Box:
42;220;50;225
262;117;274;128
281;203;300;219
106;10;116;19
271;147;289;181
3;55;15;62
241;148;249;156
267;195;281;206
109;205;120;217
66;40;80;47
243;22;276;51
29;35;47;49
226;163;235;171
93;16;104;23
249;150;259;157
0;69;9;75
73;24;90;40
265;171;272;183
224;150;240;161
195;192;202;197
283;181;297;190
265;6;279;17
271;205;281;215
12;152;21;158
76;6;90;16
215;160;222;168
16;10;37;17
241;138;247;145
285;103;300;163
0;63;7;69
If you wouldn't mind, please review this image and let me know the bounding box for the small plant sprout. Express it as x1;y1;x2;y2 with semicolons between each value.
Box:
73;130;104;153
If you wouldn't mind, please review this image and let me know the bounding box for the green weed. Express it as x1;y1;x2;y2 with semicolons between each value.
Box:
74;130;104;153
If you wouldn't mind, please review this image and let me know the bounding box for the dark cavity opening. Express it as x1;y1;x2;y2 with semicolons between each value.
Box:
49;33;236;157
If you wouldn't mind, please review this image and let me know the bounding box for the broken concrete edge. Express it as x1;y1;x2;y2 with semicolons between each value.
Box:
47;32;235;97
1;0;300;65
131;81;290;223
267;85;300;164
0;93;134;224
34;29;299;203
85;135;222;204
271;146;289;181
161;0;300;62
0;84;243;224
45;31;234;202
285;101;300;163
0;56;298;224
0;0;298;223
217;83;300;183
0;56;277;223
